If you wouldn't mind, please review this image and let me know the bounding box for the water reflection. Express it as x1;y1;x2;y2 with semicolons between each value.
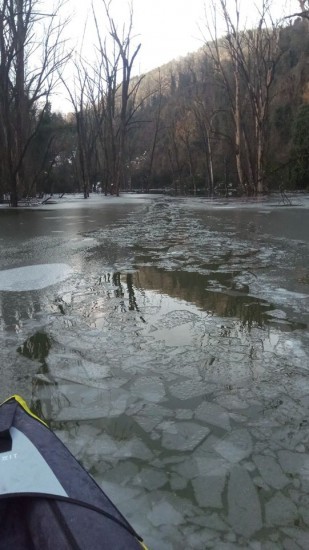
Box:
91;272;146;321
131;267;278;329
17;332;52;362
75;266;305;338
0;292;43;331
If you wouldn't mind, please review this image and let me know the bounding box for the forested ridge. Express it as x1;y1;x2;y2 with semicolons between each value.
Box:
130;18;309;196
0;0;309;204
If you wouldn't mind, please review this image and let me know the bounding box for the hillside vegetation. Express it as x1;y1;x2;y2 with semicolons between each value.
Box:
128;18;309;195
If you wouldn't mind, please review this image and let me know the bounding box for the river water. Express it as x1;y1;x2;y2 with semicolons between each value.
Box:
0;194;308;549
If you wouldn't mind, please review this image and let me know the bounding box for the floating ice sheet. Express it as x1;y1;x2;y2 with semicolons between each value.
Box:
0;263;72;291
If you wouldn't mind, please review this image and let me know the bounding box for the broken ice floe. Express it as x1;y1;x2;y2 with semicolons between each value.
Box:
214;429;253;463
130;376;166;403
195;402;231;431
159;421;210;451
253;455;289;490
192;473;226;508
228;466;262;537
265;493;298;526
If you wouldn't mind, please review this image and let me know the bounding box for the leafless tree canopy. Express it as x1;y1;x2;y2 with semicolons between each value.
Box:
0;0;70;205
1;0;308;201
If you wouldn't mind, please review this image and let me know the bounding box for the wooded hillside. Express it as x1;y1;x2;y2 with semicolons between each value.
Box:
128;18;309;195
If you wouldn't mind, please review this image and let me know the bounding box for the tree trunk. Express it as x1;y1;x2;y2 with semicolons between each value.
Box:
15;0;27;203
234;60;246;192
206;127;214;195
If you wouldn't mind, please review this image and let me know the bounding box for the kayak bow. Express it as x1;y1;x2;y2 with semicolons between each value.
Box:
0;395;148;550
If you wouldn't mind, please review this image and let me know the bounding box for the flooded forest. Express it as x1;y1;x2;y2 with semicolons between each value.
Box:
1;1;309;203
0;1;309;549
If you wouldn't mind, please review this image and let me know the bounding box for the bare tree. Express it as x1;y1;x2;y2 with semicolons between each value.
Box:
201;1;248;192
285;0;309;19
0;0;70;206
192;98;219;195
202;0;282;194
61;58;100;198
224;0;282;193
189;60;221;194
145;69;163;191
167;113;185;195
91;0;142;196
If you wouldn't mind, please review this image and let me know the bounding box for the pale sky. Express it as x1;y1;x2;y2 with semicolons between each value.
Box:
64;0;205;71
51;0;300;111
